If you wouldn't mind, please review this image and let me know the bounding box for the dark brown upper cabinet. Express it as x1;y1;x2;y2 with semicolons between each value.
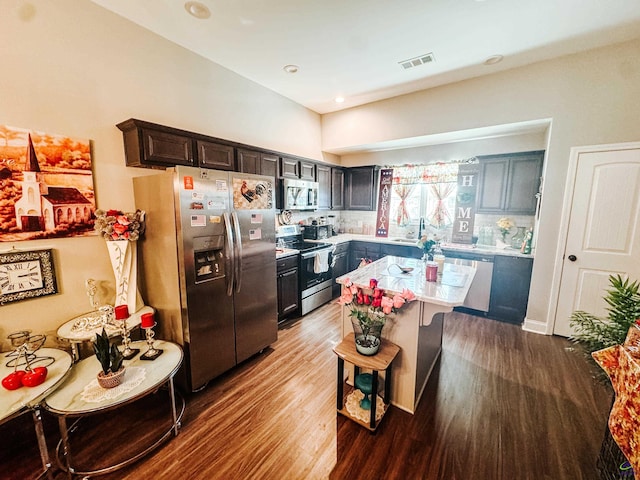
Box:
117;119;194;168
299;160;316;181
331;168;345;210
197;140;234;170
345;166;377;211
316;164;331;210
476;151;544;215
280;157;300;179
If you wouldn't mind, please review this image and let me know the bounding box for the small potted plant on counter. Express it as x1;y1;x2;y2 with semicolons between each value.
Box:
93;327;126;388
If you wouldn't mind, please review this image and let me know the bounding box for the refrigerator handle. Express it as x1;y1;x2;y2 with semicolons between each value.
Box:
223;212;234;297
231;211;243;293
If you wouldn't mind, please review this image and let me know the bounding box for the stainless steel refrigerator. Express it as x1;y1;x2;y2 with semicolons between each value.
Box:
133;166;277;392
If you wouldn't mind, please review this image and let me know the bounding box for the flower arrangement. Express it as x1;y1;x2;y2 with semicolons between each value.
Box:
496;217;515;242
338;277;416;354
94;209;145;241
416;235;436;259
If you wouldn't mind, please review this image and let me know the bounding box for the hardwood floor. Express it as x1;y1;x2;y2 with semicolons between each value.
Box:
1;303;612;479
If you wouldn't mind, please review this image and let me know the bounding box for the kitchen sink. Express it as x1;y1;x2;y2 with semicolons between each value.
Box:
392;238;418;244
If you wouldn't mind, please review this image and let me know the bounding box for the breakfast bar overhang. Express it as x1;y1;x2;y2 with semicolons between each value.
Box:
336;256;476;414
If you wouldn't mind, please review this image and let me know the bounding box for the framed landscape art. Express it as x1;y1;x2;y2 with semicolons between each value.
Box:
0;124;96;242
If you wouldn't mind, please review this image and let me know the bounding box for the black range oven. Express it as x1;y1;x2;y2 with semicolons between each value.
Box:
277;226;334;315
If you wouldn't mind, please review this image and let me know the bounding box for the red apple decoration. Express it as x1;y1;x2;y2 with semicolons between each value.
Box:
2;370;26;390
21;367;48;387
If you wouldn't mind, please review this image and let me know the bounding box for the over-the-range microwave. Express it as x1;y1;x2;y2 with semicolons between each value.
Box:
283;178;319;210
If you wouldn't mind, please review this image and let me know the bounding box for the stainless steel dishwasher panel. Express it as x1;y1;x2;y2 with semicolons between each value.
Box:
445;251;494;313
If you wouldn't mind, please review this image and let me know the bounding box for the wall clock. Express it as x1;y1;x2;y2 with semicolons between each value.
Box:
0;249;58;305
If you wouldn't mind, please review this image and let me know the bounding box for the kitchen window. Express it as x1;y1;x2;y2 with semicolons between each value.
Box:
387;162;465;239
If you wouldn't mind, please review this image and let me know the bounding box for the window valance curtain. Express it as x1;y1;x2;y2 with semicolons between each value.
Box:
388;158;477;185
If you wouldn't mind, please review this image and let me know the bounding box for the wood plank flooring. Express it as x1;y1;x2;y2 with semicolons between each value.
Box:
1;303;613;479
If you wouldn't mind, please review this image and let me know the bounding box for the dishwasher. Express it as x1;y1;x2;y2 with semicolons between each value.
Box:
442;249;494;314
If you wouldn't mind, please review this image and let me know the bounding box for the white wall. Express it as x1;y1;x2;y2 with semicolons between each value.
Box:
0;0;324;349
324;39;640;334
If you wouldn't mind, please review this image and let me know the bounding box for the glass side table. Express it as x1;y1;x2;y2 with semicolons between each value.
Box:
0;348;73;480
43;340;184;478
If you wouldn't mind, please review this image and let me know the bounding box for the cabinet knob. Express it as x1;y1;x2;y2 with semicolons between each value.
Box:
568;254;577;262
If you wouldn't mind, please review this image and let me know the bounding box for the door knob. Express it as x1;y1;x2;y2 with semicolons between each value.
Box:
568;255;577;262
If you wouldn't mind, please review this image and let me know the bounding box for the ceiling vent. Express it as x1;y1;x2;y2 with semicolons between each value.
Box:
399;53;435;70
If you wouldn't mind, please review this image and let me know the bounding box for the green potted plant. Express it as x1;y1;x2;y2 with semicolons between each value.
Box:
570;274;640;380
93;327;126;388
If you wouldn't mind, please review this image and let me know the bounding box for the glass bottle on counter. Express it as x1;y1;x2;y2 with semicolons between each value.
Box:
432;242;445;277
511;226;527;249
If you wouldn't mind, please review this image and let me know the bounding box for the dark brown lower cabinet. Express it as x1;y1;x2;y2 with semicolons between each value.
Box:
277;255;299;321
488;255;533;324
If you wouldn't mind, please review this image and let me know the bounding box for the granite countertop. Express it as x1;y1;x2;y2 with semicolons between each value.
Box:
335;255;476;307
314;233;533;258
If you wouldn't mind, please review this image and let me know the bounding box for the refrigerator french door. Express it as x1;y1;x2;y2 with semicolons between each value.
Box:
133;166;277;392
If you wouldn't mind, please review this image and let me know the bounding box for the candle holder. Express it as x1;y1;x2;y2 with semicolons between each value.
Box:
120;317;140;360
140;323;163;361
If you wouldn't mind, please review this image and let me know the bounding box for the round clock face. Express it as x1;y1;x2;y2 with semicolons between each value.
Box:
0;260;44;294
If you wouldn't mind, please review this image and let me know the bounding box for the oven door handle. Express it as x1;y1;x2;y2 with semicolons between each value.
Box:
301;248;333;260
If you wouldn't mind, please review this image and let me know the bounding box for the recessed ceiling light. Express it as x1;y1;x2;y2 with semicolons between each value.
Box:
184;2;210;19
484;55;504;65
283;64;299;74
335;97;345;104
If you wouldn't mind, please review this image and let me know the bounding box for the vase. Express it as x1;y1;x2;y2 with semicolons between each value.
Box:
97;366;126;389
511;226;527;249
105;240;142;314
351;317;383;356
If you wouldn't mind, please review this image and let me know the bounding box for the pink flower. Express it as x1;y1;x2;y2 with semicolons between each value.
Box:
381;296;394;314
112;222;128;235
116;215;131;226
401;288;416;302
337;291;353;305
343;278;352;287
393;295;406;309
349;284;359;295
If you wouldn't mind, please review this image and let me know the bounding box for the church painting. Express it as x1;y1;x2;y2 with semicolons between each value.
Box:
0;125;96;241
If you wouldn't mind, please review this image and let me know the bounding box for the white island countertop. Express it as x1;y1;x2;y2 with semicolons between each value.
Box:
336;255;476;307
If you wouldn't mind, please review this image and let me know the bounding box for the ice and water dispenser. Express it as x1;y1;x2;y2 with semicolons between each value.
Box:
193;235;225;283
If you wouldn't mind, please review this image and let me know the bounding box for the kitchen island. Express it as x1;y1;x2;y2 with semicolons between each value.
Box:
336;255;476;414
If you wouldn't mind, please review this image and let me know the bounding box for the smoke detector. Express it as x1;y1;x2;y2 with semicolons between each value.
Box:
399;53;435;70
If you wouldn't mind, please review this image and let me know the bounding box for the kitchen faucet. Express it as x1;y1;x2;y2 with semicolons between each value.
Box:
418;217;425;239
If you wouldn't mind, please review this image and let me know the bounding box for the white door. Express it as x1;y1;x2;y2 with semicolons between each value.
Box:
553;142;640;337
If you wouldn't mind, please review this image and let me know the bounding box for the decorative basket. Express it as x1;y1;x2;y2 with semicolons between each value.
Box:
97;367;126;389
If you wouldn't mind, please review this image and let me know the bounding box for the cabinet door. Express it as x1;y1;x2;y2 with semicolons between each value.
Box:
331;168;345;210
488;255;533;324
316;164;331;210
197;140;234;170
281;157;299;179
299;161;316;181
142;128;194;167
278;268;299;319
237;149;260;174
476;158;508;213
332;251;350;297
260;153;279;178
346;167;377;210
505;154;543;214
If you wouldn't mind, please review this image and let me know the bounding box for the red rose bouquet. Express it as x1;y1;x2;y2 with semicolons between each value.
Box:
94;209;145;241
338;277;416;328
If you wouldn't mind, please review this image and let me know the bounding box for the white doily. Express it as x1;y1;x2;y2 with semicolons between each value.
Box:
80;366;146;403
345;389;385;423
